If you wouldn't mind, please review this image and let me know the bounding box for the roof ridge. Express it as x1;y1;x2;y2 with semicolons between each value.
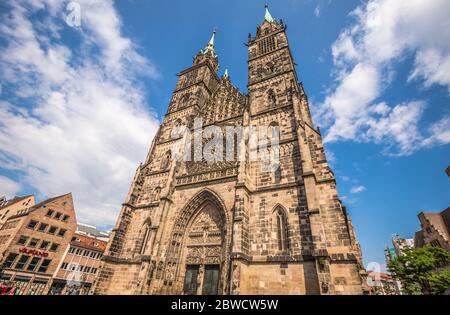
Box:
0;194;34;210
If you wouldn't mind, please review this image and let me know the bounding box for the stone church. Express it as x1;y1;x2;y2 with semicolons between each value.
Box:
92;6;365;295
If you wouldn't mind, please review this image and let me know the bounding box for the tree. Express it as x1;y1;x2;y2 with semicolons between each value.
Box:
388;246;450;295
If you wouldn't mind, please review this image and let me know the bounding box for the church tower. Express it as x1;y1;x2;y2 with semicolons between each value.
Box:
92;5;364;295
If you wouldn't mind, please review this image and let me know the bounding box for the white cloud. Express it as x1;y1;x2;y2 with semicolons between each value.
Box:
315;0;450;156
314;5;321;18
341;176;350;182
0;176;22;199
364;101;426;156
350;186;366;194
324;148;336;166
409;49;450;91
422;116;450;147
0;1;159;226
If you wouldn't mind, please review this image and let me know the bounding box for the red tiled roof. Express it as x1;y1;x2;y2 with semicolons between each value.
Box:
368;271;392;281
70;232;107;252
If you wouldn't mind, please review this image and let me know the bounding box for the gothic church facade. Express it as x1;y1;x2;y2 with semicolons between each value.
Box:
92;6;365;295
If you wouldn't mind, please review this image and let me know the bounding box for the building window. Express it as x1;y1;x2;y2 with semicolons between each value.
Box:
28;238;40;248
161;151;172;170
430;239;441;247
91;268;98;274
75;248;83;255
3;253;19;268
27;220;38;230
2;220;19;230
48;226;58;235
38;223;48;232
57;228;67;237
54;212;62;220
274;207;289;252
153;187;161;201
180;94;191;108
15;255;31;270
68;263;80;271
61;262;68;270
83;250;90;257
62;215;69;222
1;210;10;219
89;251;96;258
46;209;54;217
50;243;59;252
26;257;41;272
40;241;50;250
274;164;281;184
17;235;29;245
0;235;11;245
140;221;152;254
38;259;51;273
268;90;277;107
84;266;91;273
69;247;76;254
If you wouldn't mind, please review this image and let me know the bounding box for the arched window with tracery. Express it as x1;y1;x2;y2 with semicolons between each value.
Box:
273;206;289;252
268;90;276;108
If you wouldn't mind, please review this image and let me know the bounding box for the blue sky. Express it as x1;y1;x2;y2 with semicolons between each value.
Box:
0;0;449;270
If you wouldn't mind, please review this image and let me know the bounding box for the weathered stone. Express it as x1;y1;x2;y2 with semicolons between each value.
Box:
91;9;364;296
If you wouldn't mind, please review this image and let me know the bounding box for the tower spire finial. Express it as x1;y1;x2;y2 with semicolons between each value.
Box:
201;28;217;57
264;2;274;22
209;27;217;47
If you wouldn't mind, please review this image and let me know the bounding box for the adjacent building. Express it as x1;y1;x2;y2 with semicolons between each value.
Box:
76;223;111;242
0;194;110;295
0;193;77;295
392;235;414;256
383;237;409;295
414;207;450;253
49;232;107;295
366;271;398;295
0;195;35;229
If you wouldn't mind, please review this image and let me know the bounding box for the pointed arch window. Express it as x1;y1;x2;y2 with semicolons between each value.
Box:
180;93;191;108
267;121;279;148
274;207;289;252
161;150;172;170
153;187;161;201
274;164;281;184
139;220;152;255
268;90;277;108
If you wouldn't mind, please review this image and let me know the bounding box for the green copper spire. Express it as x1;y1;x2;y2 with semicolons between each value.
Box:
264;4;274;22
201;30;216;57
224;68;229;78
208;30;215;47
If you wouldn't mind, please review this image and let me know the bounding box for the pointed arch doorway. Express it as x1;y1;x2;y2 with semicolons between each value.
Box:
181;202;225;295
